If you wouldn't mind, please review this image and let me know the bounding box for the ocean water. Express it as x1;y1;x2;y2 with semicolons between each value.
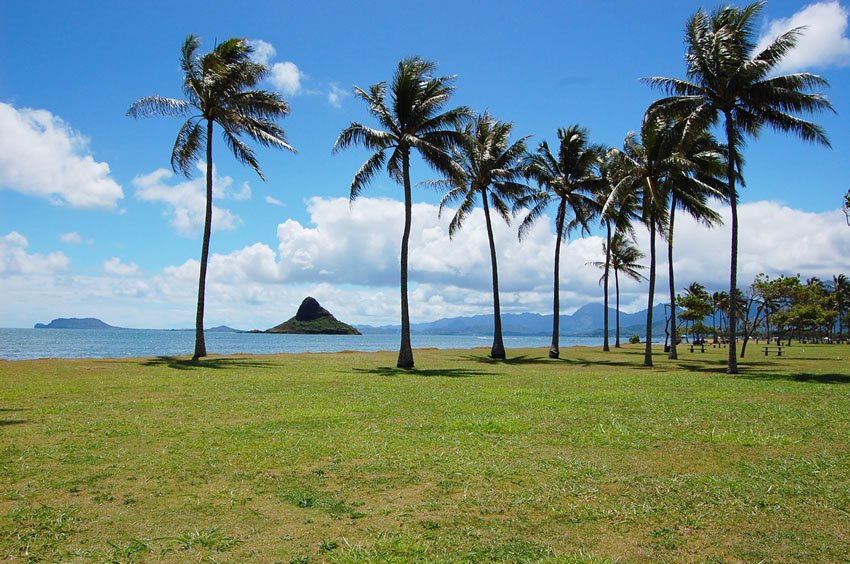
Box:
0;328;604;361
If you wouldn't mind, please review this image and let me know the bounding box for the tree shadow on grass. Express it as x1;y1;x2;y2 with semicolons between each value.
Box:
460;354;646;369
351;366;490;378
0;420;26;426
740;372;850;385
138;356;279;371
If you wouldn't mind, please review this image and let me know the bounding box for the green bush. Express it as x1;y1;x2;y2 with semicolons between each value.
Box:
629;334;641;344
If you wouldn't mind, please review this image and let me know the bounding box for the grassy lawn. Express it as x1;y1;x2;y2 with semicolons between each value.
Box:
1;344;848;562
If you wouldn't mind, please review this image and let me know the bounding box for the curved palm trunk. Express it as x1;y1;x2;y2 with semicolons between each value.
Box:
481;193;506;359
615;267;622;348
725;114;739;374
644;215;657;367
192;120;214;361
397;151;414;369
603;221;611;352
550;200;566;359
667;198;678;360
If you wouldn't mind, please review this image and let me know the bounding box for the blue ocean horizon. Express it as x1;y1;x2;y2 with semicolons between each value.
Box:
0;328;605;361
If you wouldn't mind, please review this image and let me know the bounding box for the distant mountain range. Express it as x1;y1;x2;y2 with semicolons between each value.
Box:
358;303;673;337
35;317;121;329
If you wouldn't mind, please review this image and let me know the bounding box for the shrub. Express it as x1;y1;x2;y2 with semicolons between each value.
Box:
629;334;641;344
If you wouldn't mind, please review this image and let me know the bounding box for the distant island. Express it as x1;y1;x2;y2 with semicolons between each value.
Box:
34;317;121;330
266;297;361;335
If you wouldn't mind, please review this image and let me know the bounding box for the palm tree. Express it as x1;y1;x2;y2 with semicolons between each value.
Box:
606;113;678;367
333;57;471;368
128;35;294;360
432;113;530;359
519;126;602;359
645;1;833;373
609;231;648;347
663;128;726;359
595;152;640;351
834;274;849;341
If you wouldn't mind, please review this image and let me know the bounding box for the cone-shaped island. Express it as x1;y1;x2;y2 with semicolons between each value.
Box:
266;297;361;335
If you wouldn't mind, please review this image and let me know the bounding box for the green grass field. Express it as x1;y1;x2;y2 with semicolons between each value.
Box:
1;344;848;562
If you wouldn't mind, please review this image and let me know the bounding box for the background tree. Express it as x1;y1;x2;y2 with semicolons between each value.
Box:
833;274;849;341
646;1;833;373
678;282;713;343
128;35;294;360
334;57;471;368
520;125;602;358
608;231;648;348
434;113;531;359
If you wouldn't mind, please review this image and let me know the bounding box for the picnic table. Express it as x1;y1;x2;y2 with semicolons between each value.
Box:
763;345;785;356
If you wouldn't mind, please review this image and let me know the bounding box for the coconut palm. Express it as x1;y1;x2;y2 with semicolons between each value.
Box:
128;35;294;360
431;113;530;359
594;152;640;351
834;274;849;341
645;1;833;373
606;113;678;367
609;231;648;347
663;128;726;359
333;57;471;368
519;126;602;359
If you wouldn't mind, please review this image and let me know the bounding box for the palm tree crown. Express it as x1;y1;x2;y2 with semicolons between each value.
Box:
333;57;471;368
128;35;294;360
644;0;833;373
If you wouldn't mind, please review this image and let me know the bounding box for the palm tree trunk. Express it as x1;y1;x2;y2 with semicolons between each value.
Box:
667;198;678;360
397;151;414;369
603;221;611;352
644;215;657;367
481;192;505;359
615;267;621;348
725;114;739;374
192;119;214;361
550;200;566;359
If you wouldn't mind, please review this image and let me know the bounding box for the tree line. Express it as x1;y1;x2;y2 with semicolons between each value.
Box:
129;1;835;372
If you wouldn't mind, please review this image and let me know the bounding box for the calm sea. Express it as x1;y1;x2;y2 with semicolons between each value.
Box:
0;328;603;361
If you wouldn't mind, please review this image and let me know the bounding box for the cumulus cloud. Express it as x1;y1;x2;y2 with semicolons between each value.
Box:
270;61;304;95
0;103;123;209
327;83;349;108
60;231;93;245
756;1;850;72
132;164;243;236
247;39;276;66
103;257;140;276
0;231;69;276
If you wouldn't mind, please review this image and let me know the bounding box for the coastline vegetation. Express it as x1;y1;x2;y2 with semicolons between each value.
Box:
2;345;848;561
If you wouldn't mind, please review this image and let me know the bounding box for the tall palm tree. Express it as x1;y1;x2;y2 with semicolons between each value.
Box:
519;126;602;359
432;113;530;359
609;231;648;347
128;35;294;360
333;57;471;368
595;152;640;351
834;274;849;341
606;113;678;367
663;128;726;359
645;1;833;373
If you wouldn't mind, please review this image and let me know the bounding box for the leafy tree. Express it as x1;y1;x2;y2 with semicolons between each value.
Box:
128;35;294;360
334;57;471;368
646;1;833;373
434;113;531;359
678;282;713;343
519;125;602;358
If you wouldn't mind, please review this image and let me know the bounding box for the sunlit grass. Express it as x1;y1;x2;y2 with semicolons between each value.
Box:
1;344;848;561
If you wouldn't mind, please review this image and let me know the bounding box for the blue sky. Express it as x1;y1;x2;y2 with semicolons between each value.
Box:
1;1;849;329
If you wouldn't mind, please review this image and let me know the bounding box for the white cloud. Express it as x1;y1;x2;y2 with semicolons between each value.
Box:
60;231;93;245
0;231;69;276
265;195;284;206
327;83;348;109
247;39;276;66
228;181;252;201
132;164;241;236
756;1;850;72
0;103;123;209
270;61;304;95
103;257;140;276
